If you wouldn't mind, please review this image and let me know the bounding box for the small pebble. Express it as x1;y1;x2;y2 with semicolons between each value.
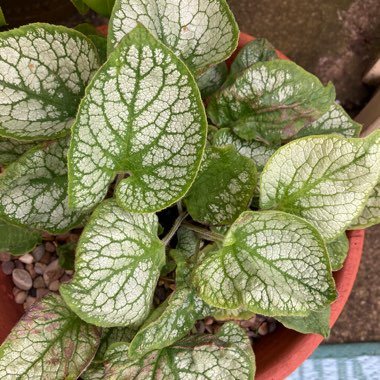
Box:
239;316;257;329
65;270;74;276
32;245;45;261
48;280;60;291
15;261;24;269
25;264;36;279
12;269;33;290
45;242;56;253
204;317;214;326
13;287;22;297
36;288;50;299
41;232;54;241
14;291;28;304
195;321;205;334
60;273;72;283
34;262;47;275
33;276;45;289
0;253;11;262
1;261;15;275
258;322;269;336
43;259;64;285
24;296;36;311
39;252;51;265
19;253;34;265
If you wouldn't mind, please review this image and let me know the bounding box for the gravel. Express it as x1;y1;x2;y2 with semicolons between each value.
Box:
12;269;32;291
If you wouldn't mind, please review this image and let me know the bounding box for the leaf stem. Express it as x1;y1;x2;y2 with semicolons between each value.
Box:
181;221;225;242
162;212;188;246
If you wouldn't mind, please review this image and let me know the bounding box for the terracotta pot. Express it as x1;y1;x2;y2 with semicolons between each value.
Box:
0;30;365;380
0;0;77;28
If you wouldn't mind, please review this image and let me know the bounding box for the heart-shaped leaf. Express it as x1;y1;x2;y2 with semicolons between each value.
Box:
184;146;257;225
276;306;330;338
108;0;239;73
207;60;335;145
0;24;100;140
60;199;165;327
0;137;84;234
69;25;207;213
293;104;362;139
327;233;349;271
0;294;101;380
196;62;228;98
104;323;255;380
193;211;336;316
350;182;380;229
260;133;380;241
229;38;277;77
0;138;36;166
213;128;276;171
0;218;41;255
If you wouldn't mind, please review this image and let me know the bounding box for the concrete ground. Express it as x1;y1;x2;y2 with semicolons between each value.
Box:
228;0;380;343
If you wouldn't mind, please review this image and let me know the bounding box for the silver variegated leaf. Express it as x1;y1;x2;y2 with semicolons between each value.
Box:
276;306;331;338
260;133;380;241
0;218;41;255
60;199;165;327
350;182;380;229
196;62;228;98
213;128;276;171
184;146;257;225
104;323;255;380
207;60;335;145
69;25;207;213
0;23;99;140
193;211;337;316
108;0;239;73
0;137;84;234
0;294;101;380
229;38;277;76
293;103;362;139
327;233;349;271
0;137;36;166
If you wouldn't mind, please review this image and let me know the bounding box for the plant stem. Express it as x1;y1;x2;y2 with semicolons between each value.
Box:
181;221;224;242
162;212;188;246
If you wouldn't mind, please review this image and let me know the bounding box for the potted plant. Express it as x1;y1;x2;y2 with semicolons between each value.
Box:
0;0;379;379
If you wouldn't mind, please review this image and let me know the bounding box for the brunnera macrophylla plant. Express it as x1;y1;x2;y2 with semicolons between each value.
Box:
0;0;379;379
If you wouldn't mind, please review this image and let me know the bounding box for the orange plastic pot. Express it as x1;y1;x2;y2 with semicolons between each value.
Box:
0;30;365;380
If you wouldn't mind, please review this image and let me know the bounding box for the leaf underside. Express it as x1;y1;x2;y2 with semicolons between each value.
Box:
68;25;207;213
260;133;380;241
0;294;101;380
0;218;41;255
327;233;349;271
0;23;99;140
60;199;165;327
108;0;239;73
193;210;337;316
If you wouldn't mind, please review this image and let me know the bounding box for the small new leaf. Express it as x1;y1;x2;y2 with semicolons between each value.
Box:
60;199;165;327
0;218;41;256
109;0;239;73
207;60;335;145
260;133;380;241
0;137;84;234
196;62;228;98
0;23;100;140
276;306;331;338
104;323;255;380
192;211;337;316
0;294;101;380
229;38;277;76
213;128;276;171
185;146;257;225
69;25;207;213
